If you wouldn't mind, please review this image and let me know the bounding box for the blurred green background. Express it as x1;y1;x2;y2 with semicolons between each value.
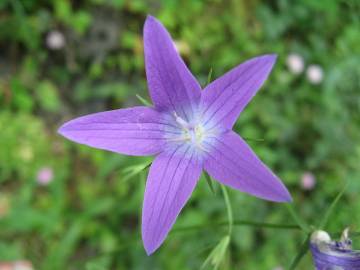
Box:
0;0;360;269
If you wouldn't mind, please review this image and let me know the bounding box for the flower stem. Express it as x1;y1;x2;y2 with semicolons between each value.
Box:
221;185;233;236
172;220;301;233
207;68;213;85
204;171;216;195
288;234;311;270
285;204;311;233
319;182;348;229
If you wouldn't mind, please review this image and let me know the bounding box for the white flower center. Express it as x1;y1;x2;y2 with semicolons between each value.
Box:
162;111;221;156
171;112;210;149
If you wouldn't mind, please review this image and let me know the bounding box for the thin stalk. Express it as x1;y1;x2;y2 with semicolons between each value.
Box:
285;204;310;233
288;234;311;270
319;182;348;229
136;94;151;106
221;185;233;236
172;220;300;233
204;171;216;195
207;68;213;85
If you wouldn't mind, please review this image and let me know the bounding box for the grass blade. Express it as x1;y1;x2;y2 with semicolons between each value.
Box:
319;182;348;229
288;234;311;270
221;185;233;235
204;171;216;195
135;94;151;106
207;68;213;85
285;204;310;233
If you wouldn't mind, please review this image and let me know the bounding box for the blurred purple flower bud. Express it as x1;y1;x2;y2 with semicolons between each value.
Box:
46;30;65;50
286;53;304;74
306;65;324;84
36;167;54;185
301;172;316;190
310;229;360;269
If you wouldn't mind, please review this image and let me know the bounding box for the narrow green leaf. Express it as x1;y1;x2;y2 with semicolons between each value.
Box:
285;204;310;233
288;234;311;270
221;185;233;235
121;160;152;182
204;171;216;195
319;182;348;229
135;94;151;106
201;235;230;270
207;68;213;85
141;161;152;172
243;137;265;142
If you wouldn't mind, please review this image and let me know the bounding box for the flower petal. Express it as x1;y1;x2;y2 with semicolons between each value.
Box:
58;106;169;156
144;15;201;120
203;131;291;202
200;54;277;129
142;145;202;254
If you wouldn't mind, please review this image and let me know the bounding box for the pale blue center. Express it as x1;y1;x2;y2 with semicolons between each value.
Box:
162;110;221;157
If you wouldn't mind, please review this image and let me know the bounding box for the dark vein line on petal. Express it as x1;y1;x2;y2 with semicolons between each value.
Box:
201;57;262;117
144;144;183;239
150;146;190;244
203;63;270;127
153;147;193;243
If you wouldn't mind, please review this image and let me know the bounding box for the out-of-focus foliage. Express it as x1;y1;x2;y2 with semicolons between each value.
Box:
0;0;359;269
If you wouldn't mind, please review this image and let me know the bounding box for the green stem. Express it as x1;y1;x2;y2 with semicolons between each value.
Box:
204;171;216;195
285;204;310;233
135;94;151;106
172;220;300;233
207;68;213;85
319;182;348;229
288;234;311;270
221;185;233;236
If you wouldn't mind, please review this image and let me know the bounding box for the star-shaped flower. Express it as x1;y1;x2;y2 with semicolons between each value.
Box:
59;15;292;255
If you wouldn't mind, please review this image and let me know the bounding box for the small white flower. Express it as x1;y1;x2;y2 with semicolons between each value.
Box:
301;171;316;190
36;167;54;185
306;64;324;84
46;30;65;50
286;53;304;74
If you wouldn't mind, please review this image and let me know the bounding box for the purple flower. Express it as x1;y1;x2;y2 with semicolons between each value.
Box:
58;15;291;254
310;230;360;269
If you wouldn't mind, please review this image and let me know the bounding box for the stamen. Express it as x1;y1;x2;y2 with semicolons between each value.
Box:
168;111;216;153
173;112;190;129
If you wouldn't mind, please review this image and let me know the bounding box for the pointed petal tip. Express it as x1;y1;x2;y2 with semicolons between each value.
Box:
144;244;156;256
281;194;293;203
144;15;163;37
57;120;74;139
144;14;160;28
268;53;278;64
142;232;160;256
259;53;277;64
268;53;278;59
146;14;155;21
274;189;293;203
57;123;67;137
